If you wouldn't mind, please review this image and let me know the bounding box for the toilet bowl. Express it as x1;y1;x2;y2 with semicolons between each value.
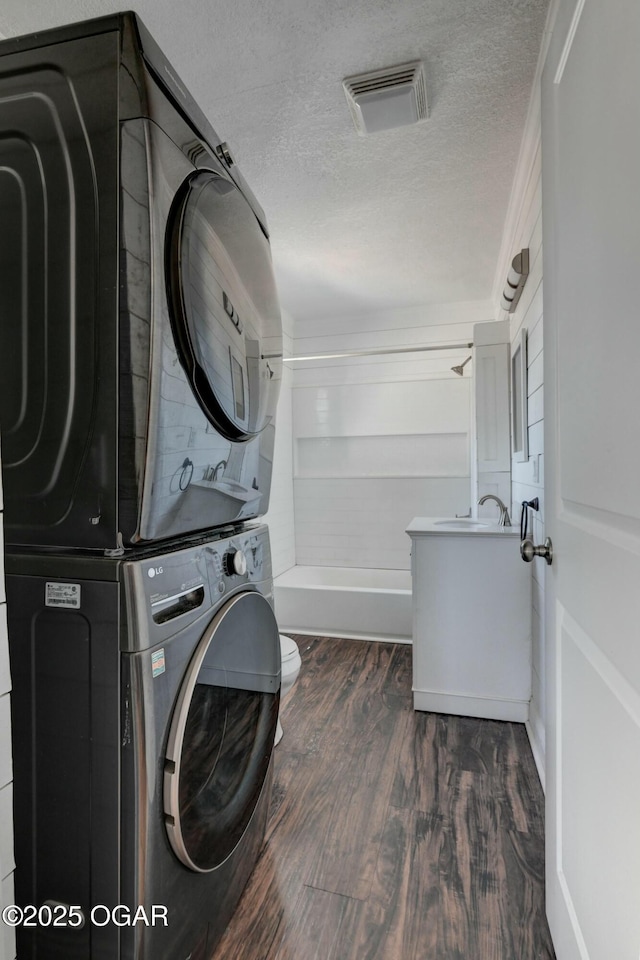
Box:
275;634;301;745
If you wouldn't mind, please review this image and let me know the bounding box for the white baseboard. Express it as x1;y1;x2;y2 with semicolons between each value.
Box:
525;706;546;791
413;688;529;723
278;626;411;645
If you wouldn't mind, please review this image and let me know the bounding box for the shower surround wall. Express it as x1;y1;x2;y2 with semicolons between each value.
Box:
291;301;493;571
263;309;296;578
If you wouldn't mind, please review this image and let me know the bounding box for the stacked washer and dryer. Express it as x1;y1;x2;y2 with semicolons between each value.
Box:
0;13;284;960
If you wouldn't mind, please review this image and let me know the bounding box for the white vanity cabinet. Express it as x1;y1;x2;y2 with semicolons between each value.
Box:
406;518;531;722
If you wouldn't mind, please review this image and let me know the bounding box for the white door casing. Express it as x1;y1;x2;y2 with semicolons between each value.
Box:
541;1;640;958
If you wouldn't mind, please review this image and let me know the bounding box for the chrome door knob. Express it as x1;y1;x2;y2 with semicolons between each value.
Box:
520;537;553;565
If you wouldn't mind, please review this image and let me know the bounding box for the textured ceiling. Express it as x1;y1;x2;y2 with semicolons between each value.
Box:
0;0;549;325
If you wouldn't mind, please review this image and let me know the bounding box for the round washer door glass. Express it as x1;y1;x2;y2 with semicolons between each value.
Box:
167;171;281;441
164;591;280;872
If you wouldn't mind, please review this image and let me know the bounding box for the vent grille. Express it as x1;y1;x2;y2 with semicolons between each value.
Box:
343;61;428;135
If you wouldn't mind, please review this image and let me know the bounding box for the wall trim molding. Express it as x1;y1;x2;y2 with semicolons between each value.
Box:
413;689;529;723
526;713;546;792
490;0;559;308
277;626;411;645
554;0;587;85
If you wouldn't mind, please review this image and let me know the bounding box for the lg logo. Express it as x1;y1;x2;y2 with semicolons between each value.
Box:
147;566;163;579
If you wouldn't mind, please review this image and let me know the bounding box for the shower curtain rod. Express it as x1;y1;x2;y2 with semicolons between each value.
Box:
270;341;474;363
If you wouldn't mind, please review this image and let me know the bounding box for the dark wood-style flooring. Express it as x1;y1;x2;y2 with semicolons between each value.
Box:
210;637;555;960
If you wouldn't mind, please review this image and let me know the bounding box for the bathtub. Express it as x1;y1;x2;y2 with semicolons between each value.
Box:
274;565;412;643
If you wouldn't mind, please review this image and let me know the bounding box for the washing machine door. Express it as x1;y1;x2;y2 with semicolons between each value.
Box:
163;590;280;872
167;170;281;442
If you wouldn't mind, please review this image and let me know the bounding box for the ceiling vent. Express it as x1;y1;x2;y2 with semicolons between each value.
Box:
343;61;428;136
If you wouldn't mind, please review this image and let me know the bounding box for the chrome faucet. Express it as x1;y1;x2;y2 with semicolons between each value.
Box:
477;494;511;526
203;459;228;482
213;459;227;481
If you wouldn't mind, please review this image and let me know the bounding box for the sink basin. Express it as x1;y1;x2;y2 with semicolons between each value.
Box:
191;478;260;504
166;478;262;532
433;519;489;529
212;478;250;497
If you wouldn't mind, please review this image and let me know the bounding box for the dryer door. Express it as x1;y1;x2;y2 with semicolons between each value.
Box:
163;590;280;872
167;171;281;442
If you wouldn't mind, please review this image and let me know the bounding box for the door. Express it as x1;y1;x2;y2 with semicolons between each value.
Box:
541;1;640;957
163;591;280;872
166;170;281;441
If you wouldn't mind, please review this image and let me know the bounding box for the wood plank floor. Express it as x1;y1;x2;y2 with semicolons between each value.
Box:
209;637;555;960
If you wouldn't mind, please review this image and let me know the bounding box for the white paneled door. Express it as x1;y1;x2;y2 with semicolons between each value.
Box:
541;1;640;957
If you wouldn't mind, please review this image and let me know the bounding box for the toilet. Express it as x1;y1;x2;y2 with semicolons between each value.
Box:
275;634;301;745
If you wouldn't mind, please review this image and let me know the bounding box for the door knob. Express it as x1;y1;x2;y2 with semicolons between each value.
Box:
520;537;553;565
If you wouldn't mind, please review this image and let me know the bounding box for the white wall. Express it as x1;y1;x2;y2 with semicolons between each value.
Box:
0;25;15;953
473;318;512;518
290;301;493;570
263;309;296;578
496;135;546;784
0;458;16;960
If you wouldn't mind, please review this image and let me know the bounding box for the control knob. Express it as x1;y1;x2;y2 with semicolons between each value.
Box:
224;549;247;577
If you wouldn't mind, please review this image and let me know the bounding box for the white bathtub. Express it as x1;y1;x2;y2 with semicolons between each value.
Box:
274;565;412;643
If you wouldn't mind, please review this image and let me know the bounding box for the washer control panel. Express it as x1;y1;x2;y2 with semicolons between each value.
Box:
205;525;270;596
223;549;247;577
123;525;272;652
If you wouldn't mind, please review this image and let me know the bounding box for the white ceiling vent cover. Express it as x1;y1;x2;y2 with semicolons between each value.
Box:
343;61;428;136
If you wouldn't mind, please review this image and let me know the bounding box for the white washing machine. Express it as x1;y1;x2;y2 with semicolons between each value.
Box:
6;525;280;960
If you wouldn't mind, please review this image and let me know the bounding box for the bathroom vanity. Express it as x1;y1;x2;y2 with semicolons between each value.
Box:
406;517;531;722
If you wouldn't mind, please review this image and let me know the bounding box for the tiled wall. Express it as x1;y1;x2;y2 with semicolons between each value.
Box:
502;142;546;782
289;303;493;570
263;310;296;578
0;460;16;960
